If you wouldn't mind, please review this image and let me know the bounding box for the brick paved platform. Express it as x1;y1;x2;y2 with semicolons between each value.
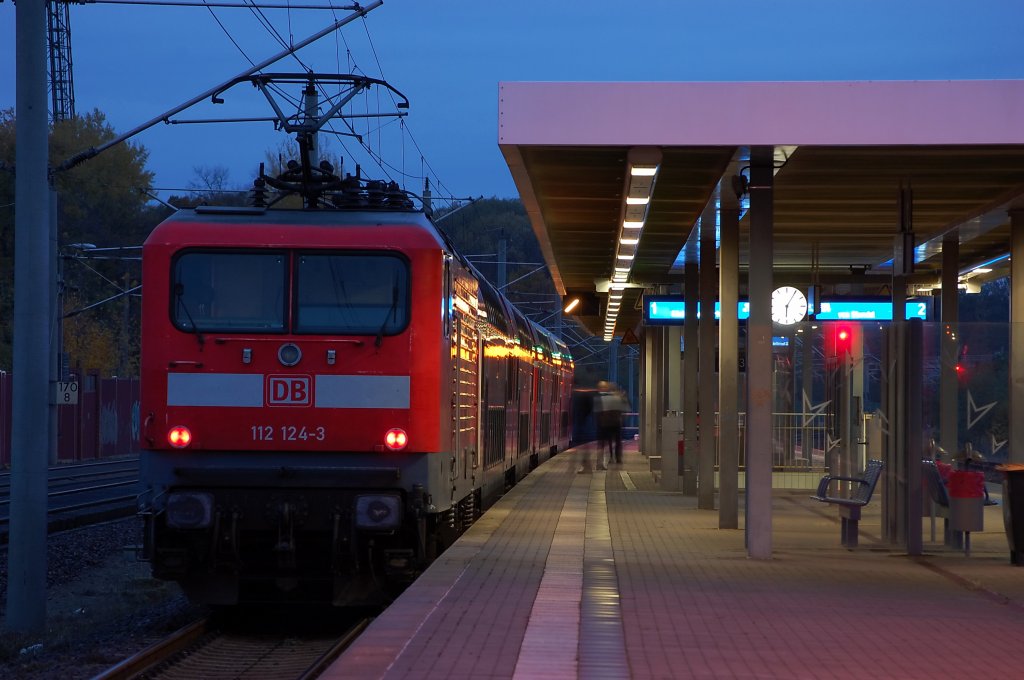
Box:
328;442;1024;679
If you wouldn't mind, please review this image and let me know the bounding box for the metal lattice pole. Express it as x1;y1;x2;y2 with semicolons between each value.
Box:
46;0;76;122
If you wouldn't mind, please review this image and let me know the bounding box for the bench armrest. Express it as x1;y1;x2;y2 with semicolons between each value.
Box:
814;474;866;496
812;496;868;507
823;475;867;484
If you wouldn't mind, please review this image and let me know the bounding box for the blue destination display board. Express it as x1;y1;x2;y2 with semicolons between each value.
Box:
815;299;930;321
644;296;750;324
644;295;930;325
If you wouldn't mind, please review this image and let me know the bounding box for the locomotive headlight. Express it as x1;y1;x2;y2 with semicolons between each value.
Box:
384;428;408;451
278;342;302;367
355;494;402;530
168;426;192;448
166;491;214;529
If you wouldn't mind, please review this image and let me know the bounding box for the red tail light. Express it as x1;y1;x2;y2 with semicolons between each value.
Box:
384;428;408;451
168;426;192;448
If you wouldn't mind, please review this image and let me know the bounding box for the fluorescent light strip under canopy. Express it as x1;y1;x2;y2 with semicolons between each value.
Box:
607;147;661;339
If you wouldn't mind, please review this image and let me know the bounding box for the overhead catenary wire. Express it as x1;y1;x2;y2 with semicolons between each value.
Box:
58;3;383;172
70;0;359;9
203;0;257;68
59;1;510;311
243;0;294;56
188;1;460;212
202;0;308;111
256;4;410;192
355;16;458;206
47;0;474;222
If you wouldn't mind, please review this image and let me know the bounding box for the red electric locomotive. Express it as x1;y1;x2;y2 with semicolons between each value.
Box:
138;174;573;605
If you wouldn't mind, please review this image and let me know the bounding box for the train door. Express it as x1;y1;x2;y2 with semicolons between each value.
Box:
451;275;480;493
540;365;552;452
534;365;542;455
516;359;528;462
506;355;518;468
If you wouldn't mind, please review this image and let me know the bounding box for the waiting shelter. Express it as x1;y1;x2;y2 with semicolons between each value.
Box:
497;80;1024;557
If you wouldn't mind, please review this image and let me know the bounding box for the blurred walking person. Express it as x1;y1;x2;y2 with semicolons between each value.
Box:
595;381;628;465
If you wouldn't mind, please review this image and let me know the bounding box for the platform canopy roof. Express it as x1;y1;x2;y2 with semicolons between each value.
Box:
498;80;1024;337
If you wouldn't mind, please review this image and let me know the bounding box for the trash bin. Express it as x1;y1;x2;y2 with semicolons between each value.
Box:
996;463;1024;566
947;470;985;533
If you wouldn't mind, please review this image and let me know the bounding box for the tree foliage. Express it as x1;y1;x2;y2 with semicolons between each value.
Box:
167;164;250;208
0;108;158;374
435;198;558;316
960;278;1009;323
434;198;607;387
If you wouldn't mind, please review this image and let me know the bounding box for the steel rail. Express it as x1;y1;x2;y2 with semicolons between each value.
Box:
47;479;139;498
91;617;212;680
0;480;138;507
0;457;139;483
0;492;138;536
93;616;373;680
298;617;373;680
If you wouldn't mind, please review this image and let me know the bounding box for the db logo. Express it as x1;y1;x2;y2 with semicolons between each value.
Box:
267;375;312;406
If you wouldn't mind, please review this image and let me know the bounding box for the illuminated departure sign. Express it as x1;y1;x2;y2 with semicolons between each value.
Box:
644;296;750;325
644;295;930;325
815;299;930;321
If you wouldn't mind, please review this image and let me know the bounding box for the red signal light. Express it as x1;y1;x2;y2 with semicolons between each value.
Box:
956;363;967;382
833;324;854;356
168;426;192;449
384;428;408;451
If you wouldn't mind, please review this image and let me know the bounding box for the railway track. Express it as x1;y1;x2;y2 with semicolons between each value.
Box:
0;457;140;541
95;610;372;680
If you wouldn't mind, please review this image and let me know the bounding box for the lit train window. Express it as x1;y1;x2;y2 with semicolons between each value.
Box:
171;251;287;332
443;256;452;339
295;253;410;336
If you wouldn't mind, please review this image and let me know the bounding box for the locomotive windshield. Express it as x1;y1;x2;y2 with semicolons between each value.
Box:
172;251;287;332
295;253;410;335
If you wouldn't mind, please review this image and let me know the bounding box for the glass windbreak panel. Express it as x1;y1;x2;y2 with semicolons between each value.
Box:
172;251;287;332
927;321;1009;466
295;253;409;335
724;315;1013;493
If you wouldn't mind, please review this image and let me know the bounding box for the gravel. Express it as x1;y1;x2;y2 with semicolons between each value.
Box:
0;518;205;680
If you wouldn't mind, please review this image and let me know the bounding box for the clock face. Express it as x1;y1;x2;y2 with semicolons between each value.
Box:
771;286;807;325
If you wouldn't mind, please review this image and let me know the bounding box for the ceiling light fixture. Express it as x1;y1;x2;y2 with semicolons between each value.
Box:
605;147;661;340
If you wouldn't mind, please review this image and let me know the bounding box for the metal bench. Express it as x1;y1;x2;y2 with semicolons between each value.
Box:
811;459;884;547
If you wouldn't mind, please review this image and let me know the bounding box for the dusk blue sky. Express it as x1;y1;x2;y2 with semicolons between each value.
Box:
3;0;1024;204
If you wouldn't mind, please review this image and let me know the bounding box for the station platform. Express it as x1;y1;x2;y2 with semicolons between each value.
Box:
328;442;1024;679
